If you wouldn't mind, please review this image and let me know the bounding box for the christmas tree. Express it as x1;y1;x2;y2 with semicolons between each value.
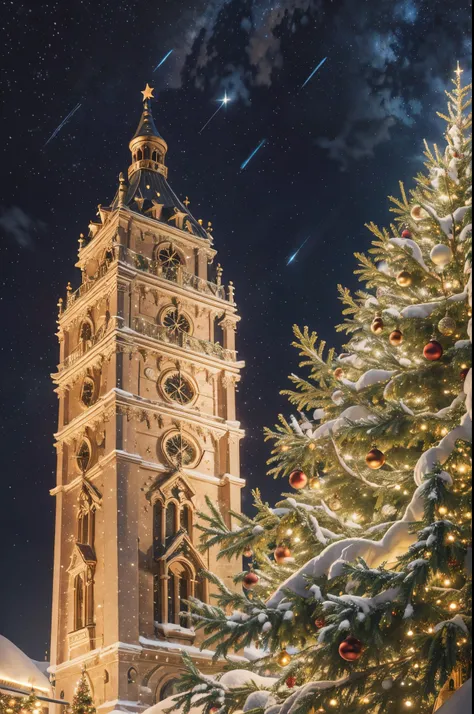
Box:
70;671;95;714
171;67;472;714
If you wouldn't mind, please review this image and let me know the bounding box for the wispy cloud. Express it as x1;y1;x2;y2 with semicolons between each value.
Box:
0;206;46;249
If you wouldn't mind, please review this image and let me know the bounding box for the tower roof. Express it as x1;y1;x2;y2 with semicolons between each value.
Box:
111;86;209;239
132;93;163;141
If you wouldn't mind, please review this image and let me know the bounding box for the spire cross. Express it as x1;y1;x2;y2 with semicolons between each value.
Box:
455;62;463;77
184;197;191;208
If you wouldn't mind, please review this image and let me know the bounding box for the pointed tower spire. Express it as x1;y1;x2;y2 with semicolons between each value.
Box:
129;85;168;179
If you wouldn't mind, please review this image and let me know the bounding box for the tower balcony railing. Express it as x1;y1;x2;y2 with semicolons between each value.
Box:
133;317;238;363
124;247;230;302
61;246;233;318
57;325;109;373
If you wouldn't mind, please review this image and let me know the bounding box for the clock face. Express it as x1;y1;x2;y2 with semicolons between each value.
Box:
163;308;191;335
162;372;195;405
163;432;199;468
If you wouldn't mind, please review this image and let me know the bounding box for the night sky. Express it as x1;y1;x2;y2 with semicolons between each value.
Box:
0;0;471;661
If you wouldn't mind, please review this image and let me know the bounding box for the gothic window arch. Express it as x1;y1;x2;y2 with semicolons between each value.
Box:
78;491;96;547
152;150;158;162
137;149;143;161
167;560;194;628
74;574;85;630
144;145;150;160
166;501;178;543
180;504;193;540
79;319;94;352
127;668;138;684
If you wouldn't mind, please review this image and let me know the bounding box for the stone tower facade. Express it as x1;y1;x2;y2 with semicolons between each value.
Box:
49;86;245;712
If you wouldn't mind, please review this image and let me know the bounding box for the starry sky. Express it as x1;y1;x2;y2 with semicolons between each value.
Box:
0;0;471;661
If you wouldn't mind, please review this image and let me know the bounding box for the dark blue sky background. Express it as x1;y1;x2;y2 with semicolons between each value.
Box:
0;0;471;659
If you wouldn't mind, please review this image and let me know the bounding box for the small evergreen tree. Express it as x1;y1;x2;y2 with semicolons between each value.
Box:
70;672;95;714
171;67;472;714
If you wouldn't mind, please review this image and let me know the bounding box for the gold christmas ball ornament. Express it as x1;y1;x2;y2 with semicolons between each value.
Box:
277;650;292;667
366;448;387;470
411;204;429;221
430;243;453;267
334;367;344;380
396;270;413;287
309;477;322;490
371;316;384;334
438;316;456;336
389;329;404;346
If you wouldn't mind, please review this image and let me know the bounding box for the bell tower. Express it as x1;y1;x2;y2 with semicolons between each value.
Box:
49;86;245;712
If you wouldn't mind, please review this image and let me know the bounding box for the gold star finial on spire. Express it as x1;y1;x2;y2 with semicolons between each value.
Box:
455;62;463;76
141;83;155;102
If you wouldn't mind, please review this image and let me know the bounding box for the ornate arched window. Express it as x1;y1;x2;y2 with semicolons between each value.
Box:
78;493;95;547
180;504;192;538
137;149;143;161
195;573;205;604
74;574;85;630
144;146;150;160
167;561;192;628
127;668;138;684
79;320;93;348
166;502;178;542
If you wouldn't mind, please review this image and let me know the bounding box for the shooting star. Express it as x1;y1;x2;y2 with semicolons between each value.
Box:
199;92;232;134
44;103;82;147
240;139;267;171
154;49;174;72
301;56;328;89
287;236;311;265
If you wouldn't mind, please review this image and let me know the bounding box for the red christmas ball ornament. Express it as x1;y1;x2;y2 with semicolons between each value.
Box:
274;546;292;564
460;367;470;381
315;617;326;629
424;340;444;361
286;676;297;689
366;448;386;470
334;367;344;380
402;229;412;239
243;571;259;590
289;469;308;490
339;636;364;662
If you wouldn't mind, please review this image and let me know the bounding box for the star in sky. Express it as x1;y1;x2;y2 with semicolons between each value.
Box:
141;83;155;101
